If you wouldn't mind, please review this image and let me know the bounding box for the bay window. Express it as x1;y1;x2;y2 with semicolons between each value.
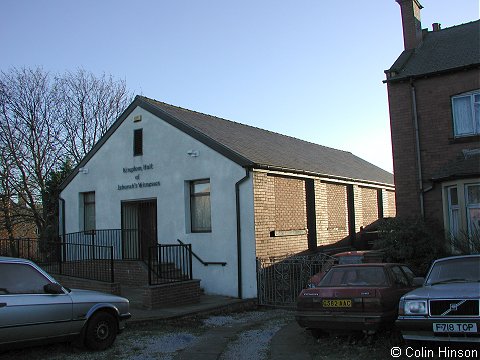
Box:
445;182;480;241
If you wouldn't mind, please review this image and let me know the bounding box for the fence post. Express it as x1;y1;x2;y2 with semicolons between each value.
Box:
148;246;152;286
110;246;114;283
188;244;193;280
58;241;63;275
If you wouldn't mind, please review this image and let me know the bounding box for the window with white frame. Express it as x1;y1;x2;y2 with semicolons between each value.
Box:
452;90;480;137
190;180;211;233
446;182;480;240
466;184;480;237
447;186;460;238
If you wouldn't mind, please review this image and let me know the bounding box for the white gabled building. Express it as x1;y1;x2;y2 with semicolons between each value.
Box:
60;96;395;299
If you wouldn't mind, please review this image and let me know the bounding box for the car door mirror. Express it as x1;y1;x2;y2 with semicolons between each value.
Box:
412;277;425;286
44;283;64;294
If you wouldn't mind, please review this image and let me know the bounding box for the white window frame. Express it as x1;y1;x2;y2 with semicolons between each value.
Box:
446;186;460;238
189;179;212;233
451;90;480;138
465;183;480;238
443;180;480;245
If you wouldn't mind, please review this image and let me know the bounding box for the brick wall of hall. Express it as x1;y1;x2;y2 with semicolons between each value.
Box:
253;172;308;259
382;189;396;218
314;181;349;246
253;171;396;258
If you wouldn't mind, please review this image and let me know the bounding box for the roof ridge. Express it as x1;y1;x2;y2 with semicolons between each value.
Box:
432;18;479;32
138;95;354;156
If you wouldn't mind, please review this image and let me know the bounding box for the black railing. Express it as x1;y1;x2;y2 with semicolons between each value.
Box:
61;229;143;260
148;244;193;286
0;237;114;283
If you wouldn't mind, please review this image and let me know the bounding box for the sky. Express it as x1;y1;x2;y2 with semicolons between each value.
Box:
1;1;478;173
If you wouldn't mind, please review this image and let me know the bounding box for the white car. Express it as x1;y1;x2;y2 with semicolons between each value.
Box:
396;255;480;343
0;257;131;350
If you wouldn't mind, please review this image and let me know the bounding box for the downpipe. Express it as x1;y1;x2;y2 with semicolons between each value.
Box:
235;168;250;299
410;80;425;218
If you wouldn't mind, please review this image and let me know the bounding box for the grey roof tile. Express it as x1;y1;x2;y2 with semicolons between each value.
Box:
140;96;394;185
386;20;480;81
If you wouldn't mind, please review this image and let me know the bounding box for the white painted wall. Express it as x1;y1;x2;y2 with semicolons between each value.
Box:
60;106;257;298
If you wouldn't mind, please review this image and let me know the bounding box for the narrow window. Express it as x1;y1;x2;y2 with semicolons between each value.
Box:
83;192;95;232
134;128;143;156
190;180;211;232
452;91;480;137
447;186;459;238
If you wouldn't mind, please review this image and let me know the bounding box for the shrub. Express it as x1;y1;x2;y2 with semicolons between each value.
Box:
374;218;449;276
449;228;480;255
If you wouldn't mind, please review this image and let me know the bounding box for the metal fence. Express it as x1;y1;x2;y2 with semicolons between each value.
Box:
256;253;336;308
148;244;193;286
61;229;139;260
0;237;114;283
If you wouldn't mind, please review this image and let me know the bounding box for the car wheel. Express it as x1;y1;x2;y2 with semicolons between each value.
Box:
84;311;118;350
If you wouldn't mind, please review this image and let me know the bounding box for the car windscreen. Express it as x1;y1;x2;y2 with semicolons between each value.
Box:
426;257;480;285
319;266;388;287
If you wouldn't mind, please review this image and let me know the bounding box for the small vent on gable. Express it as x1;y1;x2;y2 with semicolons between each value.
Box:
133;115;142;122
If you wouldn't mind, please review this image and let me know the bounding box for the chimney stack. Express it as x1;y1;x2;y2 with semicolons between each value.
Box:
396;0;423;50
432;23;441;31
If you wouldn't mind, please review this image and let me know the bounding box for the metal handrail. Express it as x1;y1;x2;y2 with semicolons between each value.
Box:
148;243;193;285
177;239;226;266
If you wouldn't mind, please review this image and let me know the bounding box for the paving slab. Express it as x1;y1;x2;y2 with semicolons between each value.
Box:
269;321;312;360
126;292;254;323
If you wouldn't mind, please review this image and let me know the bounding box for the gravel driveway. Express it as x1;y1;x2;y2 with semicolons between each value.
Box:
1;309;475;359
0;309;292;360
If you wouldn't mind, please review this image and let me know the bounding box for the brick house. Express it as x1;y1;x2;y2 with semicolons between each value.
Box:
385;0;480;239
60;96;395;298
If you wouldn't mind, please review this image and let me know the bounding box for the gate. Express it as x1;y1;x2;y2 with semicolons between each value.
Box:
256;253;336;308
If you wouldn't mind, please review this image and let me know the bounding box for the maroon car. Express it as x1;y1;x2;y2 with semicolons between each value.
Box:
296;263;416;333
306;250;384;288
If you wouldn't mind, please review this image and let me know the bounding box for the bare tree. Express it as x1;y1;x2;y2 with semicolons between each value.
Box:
0;67;132;238
58;69;133;163
0;67;63;237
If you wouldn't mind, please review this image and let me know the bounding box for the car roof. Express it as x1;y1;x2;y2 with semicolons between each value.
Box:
0;256;28;261
333;250;383;257
331;263;405;268
0;256;35;265
433;254;480;263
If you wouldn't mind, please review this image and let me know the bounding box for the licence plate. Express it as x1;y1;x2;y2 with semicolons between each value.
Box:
322;299;352;308
433;323;477;333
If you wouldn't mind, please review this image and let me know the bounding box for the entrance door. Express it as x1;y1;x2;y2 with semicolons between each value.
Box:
121;199;157;260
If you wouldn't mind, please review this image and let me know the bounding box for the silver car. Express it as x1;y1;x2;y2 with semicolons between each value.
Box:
396;255;480;343
0;257;131;350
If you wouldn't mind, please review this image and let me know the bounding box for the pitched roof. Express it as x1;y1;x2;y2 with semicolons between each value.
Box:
139;97;393;185
385;20;480;82
60;96;394;189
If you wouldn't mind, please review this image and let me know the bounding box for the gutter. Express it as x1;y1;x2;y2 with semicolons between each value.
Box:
235;168;250;299
254;164;394;189
384;63;480;84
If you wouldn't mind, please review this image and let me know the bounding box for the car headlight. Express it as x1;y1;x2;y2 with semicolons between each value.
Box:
403;300;428;315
